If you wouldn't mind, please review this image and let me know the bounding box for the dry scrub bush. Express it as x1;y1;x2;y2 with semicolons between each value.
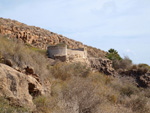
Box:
143;88;150;98
34;72;150;113
129;64;149;75
109;76;150;113
51;62;90;80
60;74;125;113
0;37;50;80
136;66;149;75
109;76;139;97
0;97;30;113
34;81;67;113
113;56;132;70
119;84;139;97
62;76;101;113
33;76;100;113
33;96;51;113
138;63;150;70
124;95;150;113
34;76;101;113
62;74;137;113
98;102;134;113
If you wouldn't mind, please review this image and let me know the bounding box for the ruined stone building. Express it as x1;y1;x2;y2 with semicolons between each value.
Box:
47;44;87;62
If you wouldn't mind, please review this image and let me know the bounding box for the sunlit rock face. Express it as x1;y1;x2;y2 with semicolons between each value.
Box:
0;64;45;110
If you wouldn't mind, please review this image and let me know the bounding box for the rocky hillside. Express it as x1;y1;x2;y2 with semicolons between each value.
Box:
1;18;150;113
0;18;106;58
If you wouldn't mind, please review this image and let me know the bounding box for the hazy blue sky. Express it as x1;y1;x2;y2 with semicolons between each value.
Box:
0;0;150;64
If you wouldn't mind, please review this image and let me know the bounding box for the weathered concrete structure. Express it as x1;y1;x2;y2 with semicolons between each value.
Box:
47;45;67;62
67;48;87;59
47;45;67;58
47;45;87;62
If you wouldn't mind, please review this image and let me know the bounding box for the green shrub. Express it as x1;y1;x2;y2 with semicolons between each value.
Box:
106;48;122;61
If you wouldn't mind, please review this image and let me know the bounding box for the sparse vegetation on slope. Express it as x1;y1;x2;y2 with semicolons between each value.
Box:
0;36;50;80
33;70;150;113
0;33;150;113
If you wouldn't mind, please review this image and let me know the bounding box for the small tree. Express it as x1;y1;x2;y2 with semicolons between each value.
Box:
106;49;122;69
106;49;122;61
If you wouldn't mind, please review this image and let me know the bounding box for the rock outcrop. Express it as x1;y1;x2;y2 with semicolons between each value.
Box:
139;72;150;88
119;69;150;88
0;18;106;58
88;58;116;76
0;63;45;109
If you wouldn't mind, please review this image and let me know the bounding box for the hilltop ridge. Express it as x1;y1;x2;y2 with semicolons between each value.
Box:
0;17;106;58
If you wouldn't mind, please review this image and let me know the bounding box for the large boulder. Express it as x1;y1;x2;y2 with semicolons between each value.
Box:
0;63;44;110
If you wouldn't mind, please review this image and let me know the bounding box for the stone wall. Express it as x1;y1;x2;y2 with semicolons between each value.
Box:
67;48;87;59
